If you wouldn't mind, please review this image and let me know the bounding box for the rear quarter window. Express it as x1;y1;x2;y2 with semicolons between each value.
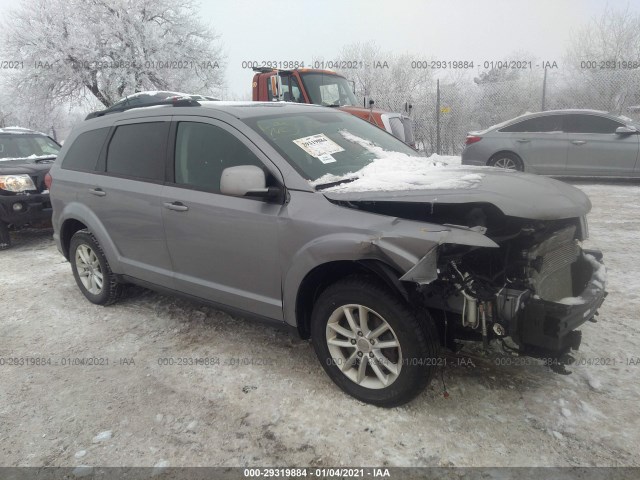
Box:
61;128;110;171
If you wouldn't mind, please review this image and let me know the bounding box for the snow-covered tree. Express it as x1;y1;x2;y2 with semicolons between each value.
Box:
562;4;640;114
1;0;226;107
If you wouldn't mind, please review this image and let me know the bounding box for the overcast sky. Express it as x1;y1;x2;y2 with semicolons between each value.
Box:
1;0;638;98
207;0;640;97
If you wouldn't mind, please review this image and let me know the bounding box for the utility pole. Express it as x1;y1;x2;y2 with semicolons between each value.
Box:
436;79;441;155
541;67;548;111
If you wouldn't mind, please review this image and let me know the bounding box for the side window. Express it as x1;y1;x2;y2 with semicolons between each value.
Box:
500;115;563;133
174;122;266;194
564;114;622;134
288;76;303;102
61;128;110;171
106;122;169;181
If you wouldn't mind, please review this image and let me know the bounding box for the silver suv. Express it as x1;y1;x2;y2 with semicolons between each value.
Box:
50;101;607;406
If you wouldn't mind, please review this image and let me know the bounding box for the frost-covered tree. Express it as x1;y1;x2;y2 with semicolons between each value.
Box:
562;4;640;113
1;0;226;107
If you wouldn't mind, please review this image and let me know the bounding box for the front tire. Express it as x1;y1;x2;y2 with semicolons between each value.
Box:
311;277;439;407
69;230;122;305
488;152;524;171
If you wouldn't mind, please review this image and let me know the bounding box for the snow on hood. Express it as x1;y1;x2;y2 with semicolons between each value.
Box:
310;131;484;192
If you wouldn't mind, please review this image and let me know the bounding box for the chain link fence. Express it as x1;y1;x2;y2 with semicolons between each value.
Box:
366;68;640;156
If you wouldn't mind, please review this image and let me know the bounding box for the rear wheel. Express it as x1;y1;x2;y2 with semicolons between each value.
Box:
488;152;524;171
311;277;439;407
0;221;10;250
69;230;122;305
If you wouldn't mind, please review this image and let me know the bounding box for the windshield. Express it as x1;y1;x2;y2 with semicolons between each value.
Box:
243;111;421;183
300;73;359;106
0;135;60;160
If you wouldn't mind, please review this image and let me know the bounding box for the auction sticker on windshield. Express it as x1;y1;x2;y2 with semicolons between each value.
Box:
293;134;345;158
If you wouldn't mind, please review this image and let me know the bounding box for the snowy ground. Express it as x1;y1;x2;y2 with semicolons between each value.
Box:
1;179;639;468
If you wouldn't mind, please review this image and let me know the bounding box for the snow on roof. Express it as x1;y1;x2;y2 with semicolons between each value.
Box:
0;126;48;136
310;131;484;193
474;109;634;134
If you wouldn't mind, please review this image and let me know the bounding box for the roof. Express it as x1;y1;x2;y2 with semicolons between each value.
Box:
198;100;327;118
477;109;632;134
85;100;333;123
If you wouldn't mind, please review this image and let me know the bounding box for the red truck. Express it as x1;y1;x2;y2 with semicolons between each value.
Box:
252;67;415;146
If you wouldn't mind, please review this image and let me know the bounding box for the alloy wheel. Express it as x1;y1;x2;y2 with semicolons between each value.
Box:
75;244;104;295
325;304;402;389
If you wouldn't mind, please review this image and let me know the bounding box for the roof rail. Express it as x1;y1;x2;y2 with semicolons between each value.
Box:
85;97;201;120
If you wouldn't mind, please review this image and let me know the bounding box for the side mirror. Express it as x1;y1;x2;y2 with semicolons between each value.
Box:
616;125;638;135
220;165;280;200
270;74;283;101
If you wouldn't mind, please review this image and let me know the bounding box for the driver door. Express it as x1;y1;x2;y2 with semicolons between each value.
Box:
162;118;285;320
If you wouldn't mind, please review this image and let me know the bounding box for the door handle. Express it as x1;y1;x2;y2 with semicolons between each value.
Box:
516;139;530;143
571;140;587;145
163;201;189;212
89;188;106;197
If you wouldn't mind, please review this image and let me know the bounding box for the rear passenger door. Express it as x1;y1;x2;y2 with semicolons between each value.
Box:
162;118;284;320
90;118;174;286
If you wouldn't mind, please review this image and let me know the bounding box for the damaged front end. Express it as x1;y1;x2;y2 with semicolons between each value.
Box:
413;217;606;360
336;198;607;362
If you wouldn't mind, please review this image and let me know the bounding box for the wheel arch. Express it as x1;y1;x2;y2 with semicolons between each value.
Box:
60;218;88;259
294;259;408;339
57;202;121;270
488;150;524;170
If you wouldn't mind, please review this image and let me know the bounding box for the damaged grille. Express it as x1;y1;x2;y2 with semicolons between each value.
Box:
525;226;579;301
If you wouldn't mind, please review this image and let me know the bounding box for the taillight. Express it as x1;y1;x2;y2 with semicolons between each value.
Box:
465;135;482;145
44;172;52;190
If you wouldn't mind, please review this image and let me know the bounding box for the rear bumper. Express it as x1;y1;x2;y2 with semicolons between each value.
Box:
0;192;52;226
460;148;485;166
508;249;607;356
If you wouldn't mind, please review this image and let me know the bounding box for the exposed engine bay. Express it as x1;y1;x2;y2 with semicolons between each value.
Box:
335;200;608;361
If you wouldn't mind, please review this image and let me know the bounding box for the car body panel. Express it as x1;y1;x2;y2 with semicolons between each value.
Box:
565;132;639;175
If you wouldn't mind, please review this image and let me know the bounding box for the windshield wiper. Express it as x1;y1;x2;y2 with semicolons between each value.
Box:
314;176;358;190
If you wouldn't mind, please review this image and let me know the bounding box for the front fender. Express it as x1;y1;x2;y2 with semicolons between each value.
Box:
282;226;498;327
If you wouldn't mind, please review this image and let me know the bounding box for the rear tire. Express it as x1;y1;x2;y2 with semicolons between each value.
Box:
0;221;11;250
69;230;122;305
310;276;439;407
488;152;524;171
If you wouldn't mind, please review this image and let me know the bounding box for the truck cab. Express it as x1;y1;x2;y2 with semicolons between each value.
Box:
252;68;415;146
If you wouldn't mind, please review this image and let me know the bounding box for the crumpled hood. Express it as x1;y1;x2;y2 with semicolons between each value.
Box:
322;166;591;220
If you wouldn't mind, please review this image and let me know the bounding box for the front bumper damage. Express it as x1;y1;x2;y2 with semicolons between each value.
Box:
405;222;607;361
499;249;607;357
